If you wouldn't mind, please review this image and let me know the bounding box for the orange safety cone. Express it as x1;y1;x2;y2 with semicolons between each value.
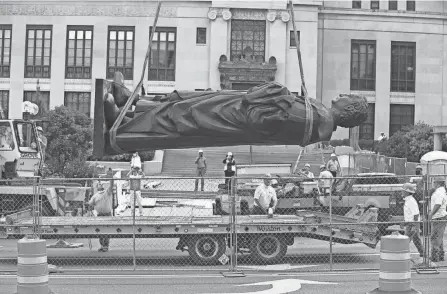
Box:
367;234;421;294
16;236;54;294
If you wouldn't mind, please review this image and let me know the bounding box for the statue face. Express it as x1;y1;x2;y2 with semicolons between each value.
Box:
331;94;369;128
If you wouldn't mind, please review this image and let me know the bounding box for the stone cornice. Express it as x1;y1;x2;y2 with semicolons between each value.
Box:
0;4;177;17
208;8;290;22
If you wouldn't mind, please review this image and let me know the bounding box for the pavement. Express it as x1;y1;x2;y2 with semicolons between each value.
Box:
1;234;446;272
1;270;447;294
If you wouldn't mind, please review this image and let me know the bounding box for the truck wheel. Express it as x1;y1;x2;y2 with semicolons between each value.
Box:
249;235;287;264
187;235;226;265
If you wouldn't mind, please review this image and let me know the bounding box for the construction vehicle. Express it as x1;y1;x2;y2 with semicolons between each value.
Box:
0;103;88;220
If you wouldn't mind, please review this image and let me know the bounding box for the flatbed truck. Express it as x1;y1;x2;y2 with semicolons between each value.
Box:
4;206;379;265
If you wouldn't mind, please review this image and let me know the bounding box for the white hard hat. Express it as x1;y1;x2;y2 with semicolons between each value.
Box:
36;126;43;132
198;149;203;153
304;163;311;168
320;165;326;169
271;179;278;185
227;152;232;156
331;153;336;157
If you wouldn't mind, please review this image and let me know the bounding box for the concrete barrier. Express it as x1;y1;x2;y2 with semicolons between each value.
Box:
236;164;292;176
143;150;164;175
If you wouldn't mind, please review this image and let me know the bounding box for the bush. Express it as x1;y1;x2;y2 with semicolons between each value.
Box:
41;106;93;178
374;122;447;162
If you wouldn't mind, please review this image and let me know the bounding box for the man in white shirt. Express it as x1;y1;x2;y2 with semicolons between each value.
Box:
429;177;447;262
326;154;341;177
88;182;113;252
130;152;141;170
127;167;145;217
400;183;424;261
318;165;334;206
302;163;314;179
252;174;278;215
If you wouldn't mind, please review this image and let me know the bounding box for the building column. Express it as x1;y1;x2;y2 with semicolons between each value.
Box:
374;38;391;138
49;24;67;109
434;133;443;151
208;8;231;90
9;23;26;119
267;10;289;85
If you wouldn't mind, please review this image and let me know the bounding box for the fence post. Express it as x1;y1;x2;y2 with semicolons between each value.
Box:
132;186;137;271
417;173;439;274
329;181;333;271
222;176;244;277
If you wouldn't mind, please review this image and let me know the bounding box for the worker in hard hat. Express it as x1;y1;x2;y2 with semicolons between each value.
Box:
400;183;424;263
194;149;207;191
318;165;333;206
429;176;447;262
252;173;278;215
326;153;341;178
302;163;314;179
223;151;236;188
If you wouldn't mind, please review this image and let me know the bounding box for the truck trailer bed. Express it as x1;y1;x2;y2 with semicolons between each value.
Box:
6;212;379;248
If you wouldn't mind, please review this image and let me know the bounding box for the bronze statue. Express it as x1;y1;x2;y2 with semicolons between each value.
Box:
97;73;368;155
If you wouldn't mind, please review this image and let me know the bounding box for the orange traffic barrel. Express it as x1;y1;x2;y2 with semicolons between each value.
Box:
367;234;421;294
16;237;53;294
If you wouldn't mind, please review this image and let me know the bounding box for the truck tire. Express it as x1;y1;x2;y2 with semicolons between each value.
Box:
187;235;226;265
249;235;287;264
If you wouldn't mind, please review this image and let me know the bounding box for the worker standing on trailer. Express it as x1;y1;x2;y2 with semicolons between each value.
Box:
88;182;113;252
429;177;447;262
127;167;145;217
252;174;278;215
194;149;207;192
400;183;424;263
318;165;333;206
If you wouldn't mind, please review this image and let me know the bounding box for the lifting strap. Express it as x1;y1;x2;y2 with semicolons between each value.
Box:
109;1;163;154
289;0;313;146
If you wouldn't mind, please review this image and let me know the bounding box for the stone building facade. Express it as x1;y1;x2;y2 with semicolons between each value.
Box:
0;0;445;140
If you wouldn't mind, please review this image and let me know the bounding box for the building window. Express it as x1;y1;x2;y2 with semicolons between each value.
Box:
389;104;414;136
149;27;176;81
371;1;379;9
196;28;206;45
289;31;300;48
230;20;266;62
352;1;362;9
389;0;398;10
25;26;52;78
23;91;50;118
107;27;134;80
66;26;93;79
0;25;12;78
407;0;415;11
0;90;9;118
64;92;91;116
350;40;376;91
391;42;415;92
359;103;375;140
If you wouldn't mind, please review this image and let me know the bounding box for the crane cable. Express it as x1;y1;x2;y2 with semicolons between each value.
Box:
109;1;163;154
289;0;313;146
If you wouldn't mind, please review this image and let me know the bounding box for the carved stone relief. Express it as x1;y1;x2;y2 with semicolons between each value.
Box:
218;55;277;90
0;4;177;17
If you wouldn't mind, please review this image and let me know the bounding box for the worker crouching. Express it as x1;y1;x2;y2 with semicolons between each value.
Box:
88;182;113;252
251;174;278;216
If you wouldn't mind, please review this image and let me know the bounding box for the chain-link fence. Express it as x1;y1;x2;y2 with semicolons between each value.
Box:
1;174;446;274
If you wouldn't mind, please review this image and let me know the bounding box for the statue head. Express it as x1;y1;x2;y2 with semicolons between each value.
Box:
331;94;369;128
